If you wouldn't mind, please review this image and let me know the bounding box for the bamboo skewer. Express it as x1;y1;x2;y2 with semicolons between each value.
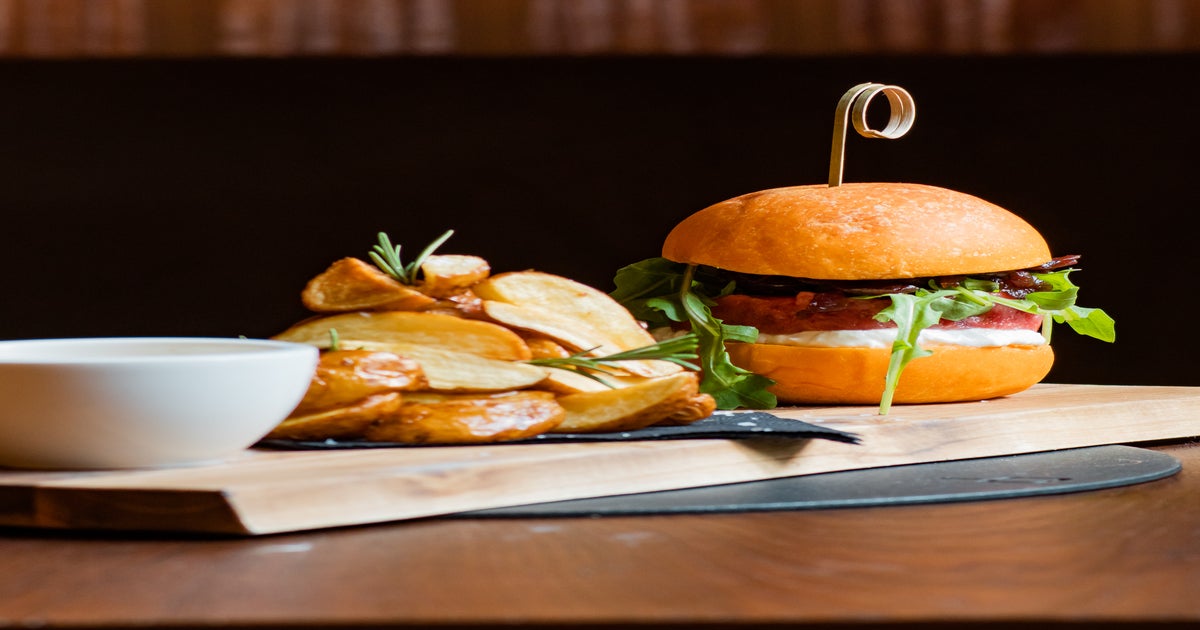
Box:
828;82;916;187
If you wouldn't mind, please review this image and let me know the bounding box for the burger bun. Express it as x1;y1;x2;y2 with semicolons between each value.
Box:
662;182;1051;279
726;342;1055;405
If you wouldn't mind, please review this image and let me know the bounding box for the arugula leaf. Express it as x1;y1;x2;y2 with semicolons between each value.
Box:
931;286;994;320
611;258;697;328
611;258;776;410
874;292;941;414
1056;305;1117;342
983;269;1116;343
1031;270;1116;343
678;277;777;409
873;268;1115;414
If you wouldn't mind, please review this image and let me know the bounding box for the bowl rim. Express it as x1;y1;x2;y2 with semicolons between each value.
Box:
0;336;316;365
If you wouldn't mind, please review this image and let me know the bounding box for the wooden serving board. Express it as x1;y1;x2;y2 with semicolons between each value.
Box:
0;384;1197;536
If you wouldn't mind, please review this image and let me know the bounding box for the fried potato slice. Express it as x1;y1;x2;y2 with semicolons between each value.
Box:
534;369;663;395
334;341;549;393
535;368;612;395
551;372;707;433
524;336;571;360
267;392;403;441
657;393;718;425
301;257;437;313
425;289;485;319
418;254;490;298
481;300;605;355
274;310;533;361
292;349;427;415
364;391;565;444
480;299;680;378
473;270;657;350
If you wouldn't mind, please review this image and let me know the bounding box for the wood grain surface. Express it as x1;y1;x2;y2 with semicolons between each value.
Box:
0;441;1196;628
0;383;1197;536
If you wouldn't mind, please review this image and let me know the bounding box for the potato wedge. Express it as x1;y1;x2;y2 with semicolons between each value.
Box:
364;391;565;444
301;257;437;313
274;310;532;361
473;270;657;352
657;393;718;425
524;336;571;360
535;368;611;395
418;254;490;298
423;291;485;319
267;392;403;441
481;299;680;378
334;341;549;393
481;300;608;356
551;372;707;433
534;369;665;395
293;349;427;415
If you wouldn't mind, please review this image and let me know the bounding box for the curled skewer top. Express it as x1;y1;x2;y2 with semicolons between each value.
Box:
828;83;916;187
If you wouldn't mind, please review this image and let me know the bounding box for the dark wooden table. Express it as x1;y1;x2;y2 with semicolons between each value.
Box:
2;440;1198;629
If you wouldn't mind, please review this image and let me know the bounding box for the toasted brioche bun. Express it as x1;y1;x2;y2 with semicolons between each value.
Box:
726;342;1054;405
662;182;1051;279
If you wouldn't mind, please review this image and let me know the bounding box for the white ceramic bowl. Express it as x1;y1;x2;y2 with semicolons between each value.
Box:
0;337;318;469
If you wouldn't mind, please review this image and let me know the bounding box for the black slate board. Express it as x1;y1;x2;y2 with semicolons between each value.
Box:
256;411;860;449
456;445;1181;516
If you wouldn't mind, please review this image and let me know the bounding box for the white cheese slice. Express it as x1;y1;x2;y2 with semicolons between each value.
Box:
756;328;1047;348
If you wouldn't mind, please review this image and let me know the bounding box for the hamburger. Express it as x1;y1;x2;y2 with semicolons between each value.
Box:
612;181;1115;413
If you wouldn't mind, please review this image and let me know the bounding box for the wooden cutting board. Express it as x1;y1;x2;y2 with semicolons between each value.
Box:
1;384;1197;536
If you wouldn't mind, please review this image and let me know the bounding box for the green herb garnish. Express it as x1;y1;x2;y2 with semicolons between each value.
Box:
610;258;776;410
528;334;702;387
369;229;454;285
873;269;1115;414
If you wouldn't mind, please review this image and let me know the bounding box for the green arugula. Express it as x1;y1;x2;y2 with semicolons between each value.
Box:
873;269;1115;414
611;258;777;409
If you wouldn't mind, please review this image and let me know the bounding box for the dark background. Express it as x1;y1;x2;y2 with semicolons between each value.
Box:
1;54;1195;386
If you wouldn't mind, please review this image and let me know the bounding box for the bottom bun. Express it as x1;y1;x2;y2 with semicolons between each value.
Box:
726;342;1054;405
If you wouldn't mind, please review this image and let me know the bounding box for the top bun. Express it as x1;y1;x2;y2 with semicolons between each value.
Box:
661;182;1051;279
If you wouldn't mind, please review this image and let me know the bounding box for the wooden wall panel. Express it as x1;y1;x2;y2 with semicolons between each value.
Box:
0;0;1196;57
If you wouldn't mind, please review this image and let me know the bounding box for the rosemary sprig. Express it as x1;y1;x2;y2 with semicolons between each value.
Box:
368;229;455;285
528;334;701;387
